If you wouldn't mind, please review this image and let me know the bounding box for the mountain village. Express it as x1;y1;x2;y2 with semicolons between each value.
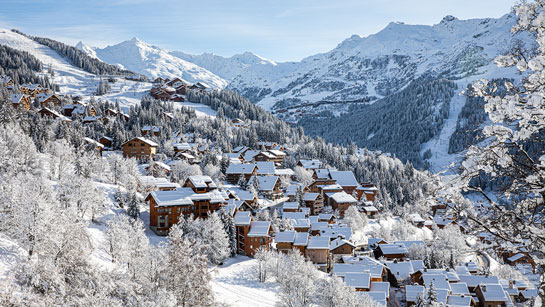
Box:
0;67;540;306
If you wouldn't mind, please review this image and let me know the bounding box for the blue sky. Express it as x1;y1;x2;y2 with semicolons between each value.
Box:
0;0;515;62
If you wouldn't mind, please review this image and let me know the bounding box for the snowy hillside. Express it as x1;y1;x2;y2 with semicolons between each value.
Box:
0;28;151;110
78;38;228;88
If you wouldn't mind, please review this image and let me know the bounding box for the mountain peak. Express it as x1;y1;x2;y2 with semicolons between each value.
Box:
440;15;458;24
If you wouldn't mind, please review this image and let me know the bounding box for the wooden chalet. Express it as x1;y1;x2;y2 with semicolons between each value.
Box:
183;175;217;193
147;186;227;235
99;136;113;148
1;76;14;89
20;83;46;97
303;192;324;215
306;236;330;271
10;94;31;110
83;137;104;156
328;191;357;216
38;107;71;123
225;163;258;183
330;237;356;255
274;231;296;254
38;93;61;107
121;137;158;160
234;212;272;257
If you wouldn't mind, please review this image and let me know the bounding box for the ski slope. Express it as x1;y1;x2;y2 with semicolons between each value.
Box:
0;28;152;112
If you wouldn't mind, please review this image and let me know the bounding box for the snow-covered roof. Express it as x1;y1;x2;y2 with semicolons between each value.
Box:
394;240;425;250
447;294;473;306
329;170;359;187
303;192;320;201
243;150;260;161
410;260;425;272
268;149;285;156
293;232;309;246
187;175;216;189
10;93;25;104
450;282;470;295
314;168;332;179
292;219;310;228
234;211;251;226
249;175;279;192
173;142;191;151
320;224;352;240
321;184;343;191
124;137;158;147
233;146;248;153
370;282;390;297
405;285;425;302
147;188;195;207
247;221;271;237
379;243;408;255
306;236;330;250
407;213;425;223
318;213;333;220
256;161;276;175
366;291;386;306
422;274;451;291
282;202;299;210
149;161;171;171
298;159;321;169
283;212;306;221
507;253;526;262
333;263;383;279
367;237;387;249
363;205;378;212
344;272;371;289
329;191;357;203
330;237;356;251
83;137;104;148
385;261;414;280
275;168;294;176
226;163;256;174
455;265;471;276
478;284;508;302
235;190;256;201
275;231;296;243
458;275;499;288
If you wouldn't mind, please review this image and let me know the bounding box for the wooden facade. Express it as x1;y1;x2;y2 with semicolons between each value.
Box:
122;137;158;160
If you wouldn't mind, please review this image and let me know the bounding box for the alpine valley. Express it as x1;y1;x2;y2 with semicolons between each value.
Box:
76;13;531;170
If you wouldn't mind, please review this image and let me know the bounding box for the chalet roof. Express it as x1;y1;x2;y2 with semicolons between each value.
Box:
149;161;171;171
405;285;425;302
140;176;180;189
275;231;296;243
394;240;426;250
179;152;195;159
507;253;526;262
367;237;387;249
303;192;320;201
455;266;471;276
330;237;356;251
173;142;191;151
433;215;454;226
235;190;256;201
370;282;390;297
419;268;460;282
247;221;271;237
147;189;194;207
255;161;276;175
275;168;294;176
101;136;113;141
408;213;425;223
385;261;414;280
477;284;508;302
520;288;539;300
309;215;319;223
458;275;499;288
226;163;256;175
243;150;260;162
450;282;470;295
344;272;371;289
306;236;330;250
10;94;25;104
422;274;451;291
187;175;216;189
329;191;357;203
83;137;104;148
333;263;384;279
282;202;299;211
234;211;251;226
379;243;408;255
293;232;309;246
429;289;449;305
298;159;321;169
123;137;158;147
292;219;310;229
363;205;378;212
319;224;353;240
329;170;359;187
447;294;473;306
321;184;343;191
249;175;279;192
366;291;387;306
310;221;328;231
410;260;425;272
314;168;332;179
341;255;383;266
268;149;286;157
318;213;333;220
283;212;306;221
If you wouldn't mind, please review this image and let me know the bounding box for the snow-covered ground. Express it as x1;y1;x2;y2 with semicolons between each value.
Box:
210;256;279;307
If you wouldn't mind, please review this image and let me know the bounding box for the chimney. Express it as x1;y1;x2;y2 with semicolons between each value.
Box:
481;285;487;292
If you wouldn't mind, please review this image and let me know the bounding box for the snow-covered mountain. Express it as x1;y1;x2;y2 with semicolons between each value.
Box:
169;51;277;81
77;38;228;88
228;14;525;111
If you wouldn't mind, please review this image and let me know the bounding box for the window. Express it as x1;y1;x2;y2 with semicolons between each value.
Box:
141;143;145;146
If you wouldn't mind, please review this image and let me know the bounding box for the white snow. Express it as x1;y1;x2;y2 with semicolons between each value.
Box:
210;256;279;307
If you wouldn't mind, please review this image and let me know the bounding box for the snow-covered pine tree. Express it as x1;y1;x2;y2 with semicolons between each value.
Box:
219;207;237;256
126;192;140;219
